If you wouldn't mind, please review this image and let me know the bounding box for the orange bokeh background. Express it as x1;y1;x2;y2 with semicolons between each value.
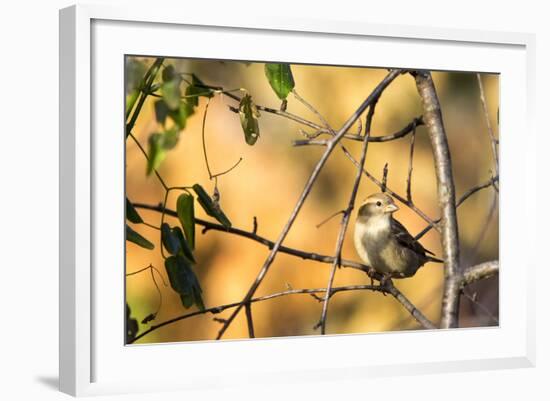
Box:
126;58;499;343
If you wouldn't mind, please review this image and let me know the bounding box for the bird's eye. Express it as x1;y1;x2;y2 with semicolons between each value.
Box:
376;201;382;207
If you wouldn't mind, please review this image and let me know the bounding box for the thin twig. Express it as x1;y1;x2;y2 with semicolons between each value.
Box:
462;290;499;325
383;282;437;330
406;122;417;202
316;210;345;228
291;116;424;145
212;157;243;179
201;98;214;179
414;174;499;240
468;190;498;261
245;303;255;338
129;284;390;343
381;163;389;193
476;73;499;181
128;133;169;191
252;216;258;234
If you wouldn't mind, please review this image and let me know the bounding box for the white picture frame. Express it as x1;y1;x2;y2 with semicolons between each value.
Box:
59;4;536;397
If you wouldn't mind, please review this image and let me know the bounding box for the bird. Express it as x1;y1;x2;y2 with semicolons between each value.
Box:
354;193;442;281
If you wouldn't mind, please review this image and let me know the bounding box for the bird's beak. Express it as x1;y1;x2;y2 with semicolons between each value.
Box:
384;203;399;213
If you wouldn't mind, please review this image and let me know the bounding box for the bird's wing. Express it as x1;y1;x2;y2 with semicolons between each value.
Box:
390;218;433;257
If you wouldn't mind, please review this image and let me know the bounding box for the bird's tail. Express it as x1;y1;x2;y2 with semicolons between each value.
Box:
426;255;444;263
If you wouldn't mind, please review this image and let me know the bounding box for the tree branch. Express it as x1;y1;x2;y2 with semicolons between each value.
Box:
128;279;447;344
414;71;461;329
460;260;498;287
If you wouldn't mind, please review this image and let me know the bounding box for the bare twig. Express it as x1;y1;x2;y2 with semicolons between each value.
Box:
129;284;389;343
406;122;417;202
245;303;255;338
476;73;499;182
291;116;424;145
414;174;499;240
462;290;499;325
316;210;345;229
415;71;461;329
126;264;168;323
128;133;169;191
202;98;243;180
381;163;389;193
292;89;332;129
252;216;258;235
383;282;437;330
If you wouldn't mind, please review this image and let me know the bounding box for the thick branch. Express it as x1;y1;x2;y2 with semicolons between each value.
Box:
460;260;498;287
415;71;461;329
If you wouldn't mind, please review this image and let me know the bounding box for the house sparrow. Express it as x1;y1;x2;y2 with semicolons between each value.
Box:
354;193;442;280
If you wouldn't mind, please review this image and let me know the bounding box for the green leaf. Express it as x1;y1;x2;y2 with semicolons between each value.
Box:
162;127;180;150
126;224;154;250
161;223;181;255
164;255;204;310
162;79;181;110
173;225;196;263
160;65;182;110
264;63;295;100
192;184;232;228
125;90;139;116
164;255;191;294
161;223;195;262
169;101;194;130
146;133;166;175
126;198;143;224
125;59;146;95
176;193;195;249
239;94;261;146
162;64;177;82
154;99;170;125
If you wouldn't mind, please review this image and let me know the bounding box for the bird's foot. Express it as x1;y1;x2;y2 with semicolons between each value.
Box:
379;274;393;295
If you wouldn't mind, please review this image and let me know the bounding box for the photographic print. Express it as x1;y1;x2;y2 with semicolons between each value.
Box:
124;56;499;344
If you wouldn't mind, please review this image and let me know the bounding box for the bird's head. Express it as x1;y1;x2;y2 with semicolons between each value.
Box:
357;193;399;219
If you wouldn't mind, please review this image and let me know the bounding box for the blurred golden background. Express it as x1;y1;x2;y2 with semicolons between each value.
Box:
125;57;499;343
